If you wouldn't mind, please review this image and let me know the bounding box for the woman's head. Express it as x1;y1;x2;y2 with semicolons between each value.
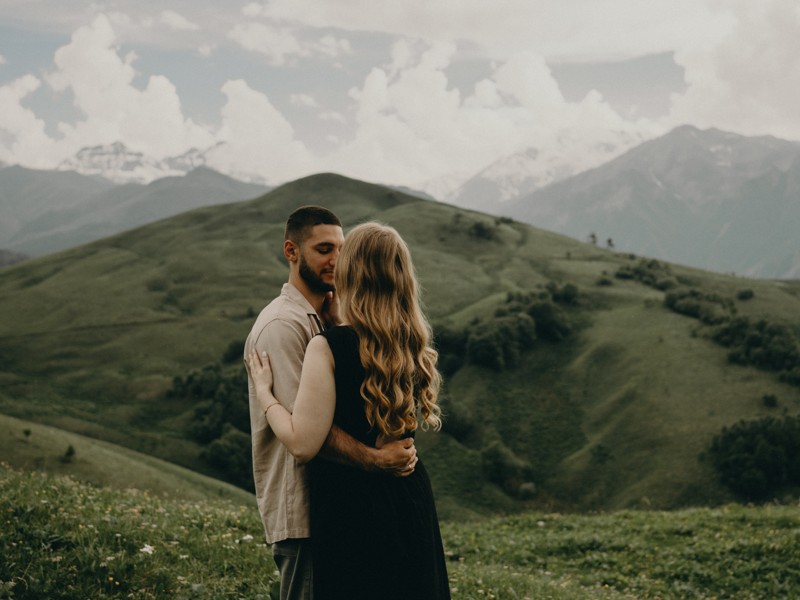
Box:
335;222;416;321
335;222;441;436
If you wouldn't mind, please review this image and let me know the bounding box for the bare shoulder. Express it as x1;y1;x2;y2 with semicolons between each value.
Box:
306;334;333;360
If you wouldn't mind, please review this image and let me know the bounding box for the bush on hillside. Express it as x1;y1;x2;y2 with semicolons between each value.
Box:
434;326;469;375
200;424;254;492
707;415;800;501
711;317;800;384
466;313;537;370
615;259;678;290
480;440;533;496
527;301;571;341
737;288;755;301
546;281;580;306
664;288;733;325
171;365;249;444
165;349;251;489
438;392;476;443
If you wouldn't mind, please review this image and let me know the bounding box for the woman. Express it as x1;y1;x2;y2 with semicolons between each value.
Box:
248;222;450;600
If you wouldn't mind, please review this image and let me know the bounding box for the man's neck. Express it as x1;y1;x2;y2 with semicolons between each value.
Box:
288;274;324;316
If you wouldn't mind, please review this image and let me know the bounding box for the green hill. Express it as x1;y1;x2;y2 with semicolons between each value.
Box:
1;172;799;517
0;413;253;505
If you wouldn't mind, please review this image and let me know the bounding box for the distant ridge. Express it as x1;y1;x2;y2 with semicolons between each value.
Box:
0;164;270;257
500;125;800;279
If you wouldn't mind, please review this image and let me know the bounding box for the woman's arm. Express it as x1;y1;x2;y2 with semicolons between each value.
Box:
248;335;336;463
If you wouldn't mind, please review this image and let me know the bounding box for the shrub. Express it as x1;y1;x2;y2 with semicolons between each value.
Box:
468;221;496;240
480;440;533;496
200;425;254;491
438;393;476;443
707;416;800;500
546;281;579;305
762;394;779;408
466;314;537;371
222;339;245;364
737;289;755;301
664;288;733;325
712;318;800;381
527;301;571;342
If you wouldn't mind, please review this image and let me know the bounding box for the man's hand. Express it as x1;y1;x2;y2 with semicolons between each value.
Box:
320;426;417;476
375;438;418;477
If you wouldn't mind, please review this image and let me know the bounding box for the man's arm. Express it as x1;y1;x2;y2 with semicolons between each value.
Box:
318;425;418;477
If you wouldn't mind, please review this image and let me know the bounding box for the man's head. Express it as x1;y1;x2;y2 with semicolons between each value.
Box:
284;206;343;296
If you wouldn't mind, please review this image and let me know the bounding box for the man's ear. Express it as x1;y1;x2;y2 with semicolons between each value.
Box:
284;239;299;263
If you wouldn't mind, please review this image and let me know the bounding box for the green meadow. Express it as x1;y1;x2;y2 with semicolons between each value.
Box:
3;461;799;599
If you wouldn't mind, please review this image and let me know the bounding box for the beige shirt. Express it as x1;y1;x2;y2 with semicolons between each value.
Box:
245;283;323;544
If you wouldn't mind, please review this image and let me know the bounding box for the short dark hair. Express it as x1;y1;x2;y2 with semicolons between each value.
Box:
285;206;341;244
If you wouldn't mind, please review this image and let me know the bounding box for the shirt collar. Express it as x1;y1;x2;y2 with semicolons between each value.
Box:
282;282;320;318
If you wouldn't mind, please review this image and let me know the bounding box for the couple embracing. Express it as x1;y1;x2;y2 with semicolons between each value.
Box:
245;206;450;600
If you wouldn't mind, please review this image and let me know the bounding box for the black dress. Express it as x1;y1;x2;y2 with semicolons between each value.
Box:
308;325;450;600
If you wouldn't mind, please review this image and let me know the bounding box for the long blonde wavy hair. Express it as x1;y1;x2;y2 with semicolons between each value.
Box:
335;222;442;437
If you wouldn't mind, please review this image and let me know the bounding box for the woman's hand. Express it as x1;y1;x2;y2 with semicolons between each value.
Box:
248;348;275;402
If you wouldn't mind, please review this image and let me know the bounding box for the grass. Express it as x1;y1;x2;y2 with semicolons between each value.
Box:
0;464;275;600
3;463;799;600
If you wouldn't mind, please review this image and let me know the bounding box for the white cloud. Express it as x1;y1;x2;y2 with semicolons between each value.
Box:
0;75;59;167
668;0;800;140
291;93;318;108
204;79;313;184
315;34;352;59
319;111;346;123
0;54;7;65
43;14;213;160
328;42;661;187
160;10;199;31
245;0;724;62
228;22;304;65
228;21;351;65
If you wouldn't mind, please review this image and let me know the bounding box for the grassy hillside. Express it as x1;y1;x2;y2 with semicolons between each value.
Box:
3;465;798;599
1;172;799;516
0;413;253;505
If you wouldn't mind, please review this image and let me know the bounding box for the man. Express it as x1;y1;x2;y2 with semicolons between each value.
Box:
245;205;417;600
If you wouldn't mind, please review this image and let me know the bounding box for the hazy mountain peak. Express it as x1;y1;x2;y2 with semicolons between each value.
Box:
502;125;800;279
57;142;184;184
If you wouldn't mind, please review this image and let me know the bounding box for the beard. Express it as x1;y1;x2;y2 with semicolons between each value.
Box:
299;253;335;294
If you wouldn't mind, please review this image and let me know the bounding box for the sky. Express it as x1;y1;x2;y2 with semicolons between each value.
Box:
1;0;799;190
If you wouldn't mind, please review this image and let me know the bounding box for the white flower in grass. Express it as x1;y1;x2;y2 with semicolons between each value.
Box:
140;544;155;555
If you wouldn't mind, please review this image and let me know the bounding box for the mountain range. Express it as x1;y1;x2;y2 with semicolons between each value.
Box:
0;165;269;257
491;126;800;280
3;125;799;280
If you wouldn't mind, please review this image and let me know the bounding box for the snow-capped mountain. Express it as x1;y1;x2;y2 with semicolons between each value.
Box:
56;141;273;186
500;125;800;279
57;142;183;184
444;129;649;210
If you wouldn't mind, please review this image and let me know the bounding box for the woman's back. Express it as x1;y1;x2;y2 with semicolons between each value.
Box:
308;325;450;600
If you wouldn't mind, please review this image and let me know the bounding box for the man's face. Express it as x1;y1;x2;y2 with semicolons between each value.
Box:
297;224;344;295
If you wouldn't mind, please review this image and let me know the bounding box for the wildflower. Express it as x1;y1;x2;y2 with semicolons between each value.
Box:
140;544;155;555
